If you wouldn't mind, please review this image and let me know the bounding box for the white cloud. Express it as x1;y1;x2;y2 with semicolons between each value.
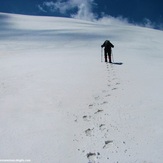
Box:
97;15;130;25
71;0;96;21
39;0;96;21
142;18;155;28
38;5;47;13
42;1;72;14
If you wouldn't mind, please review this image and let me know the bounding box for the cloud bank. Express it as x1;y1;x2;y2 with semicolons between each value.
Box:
38;0;97;21
38;0;163;30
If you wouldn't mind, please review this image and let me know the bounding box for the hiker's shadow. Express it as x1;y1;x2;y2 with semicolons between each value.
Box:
112;62;123;65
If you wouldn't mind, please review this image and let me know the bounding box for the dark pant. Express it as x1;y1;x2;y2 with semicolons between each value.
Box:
104;50;112;63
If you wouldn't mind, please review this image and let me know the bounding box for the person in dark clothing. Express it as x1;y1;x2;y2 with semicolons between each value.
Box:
101;40;114;63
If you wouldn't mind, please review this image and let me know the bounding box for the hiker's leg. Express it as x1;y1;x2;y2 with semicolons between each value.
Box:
104;50;107;62
109;54;112;63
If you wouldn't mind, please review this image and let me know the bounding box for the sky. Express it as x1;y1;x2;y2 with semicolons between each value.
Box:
0;0;163;29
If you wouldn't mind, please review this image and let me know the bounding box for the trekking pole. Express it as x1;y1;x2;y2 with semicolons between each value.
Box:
111;50;114;63
101;47;103;62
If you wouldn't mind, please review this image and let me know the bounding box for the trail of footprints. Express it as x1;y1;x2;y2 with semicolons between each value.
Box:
73;63;123;162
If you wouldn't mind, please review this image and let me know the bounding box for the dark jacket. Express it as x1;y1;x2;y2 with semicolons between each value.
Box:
101;40;114;52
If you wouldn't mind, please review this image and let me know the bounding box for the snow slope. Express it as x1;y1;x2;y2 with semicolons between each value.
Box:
0;13;163;163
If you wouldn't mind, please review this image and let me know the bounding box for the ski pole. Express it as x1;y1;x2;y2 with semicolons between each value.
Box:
101;47;103;62
111;50;114;63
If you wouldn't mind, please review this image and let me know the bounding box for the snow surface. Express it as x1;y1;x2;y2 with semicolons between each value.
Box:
0;13;163;163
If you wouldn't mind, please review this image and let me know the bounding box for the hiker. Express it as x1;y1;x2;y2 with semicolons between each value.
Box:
101;40;114;63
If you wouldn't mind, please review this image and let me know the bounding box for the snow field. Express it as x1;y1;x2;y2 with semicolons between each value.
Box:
0;13;163;162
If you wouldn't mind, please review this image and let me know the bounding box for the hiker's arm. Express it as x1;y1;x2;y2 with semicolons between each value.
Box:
101;42;105;48
110;42;114;48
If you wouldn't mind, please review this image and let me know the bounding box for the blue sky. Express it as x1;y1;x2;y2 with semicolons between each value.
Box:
0;0;163;29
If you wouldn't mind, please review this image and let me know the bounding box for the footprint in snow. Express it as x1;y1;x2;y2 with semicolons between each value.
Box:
94;109;103;114
101;101;108;105
87;152;100;163
99;124;106;130
94;96;100;101
83;115;91;122
88;104;94;109
103;140;113;149
85;128;94;137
